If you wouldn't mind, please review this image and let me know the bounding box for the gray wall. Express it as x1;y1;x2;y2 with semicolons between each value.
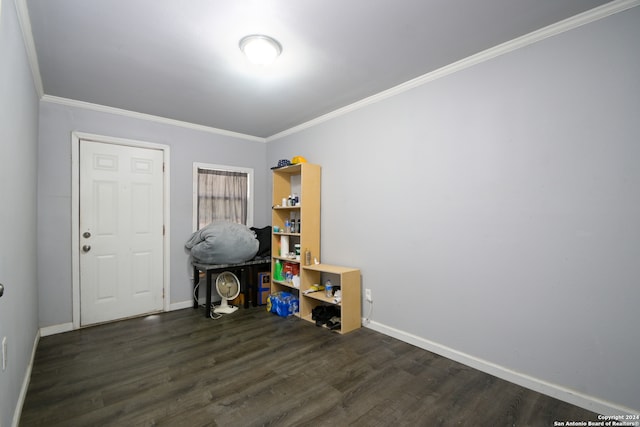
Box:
266;7;640;411
37;102;269;327
0;1;40;425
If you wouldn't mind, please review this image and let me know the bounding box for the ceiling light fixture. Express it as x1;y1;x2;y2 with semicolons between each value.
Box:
239;34;282;65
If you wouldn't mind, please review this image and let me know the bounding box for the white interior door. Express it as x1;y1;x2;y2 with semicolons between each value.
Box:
80;140;164;326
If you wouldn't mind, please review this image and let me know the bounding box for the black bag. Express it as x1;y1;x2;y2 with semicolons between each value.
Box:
311;305;340;327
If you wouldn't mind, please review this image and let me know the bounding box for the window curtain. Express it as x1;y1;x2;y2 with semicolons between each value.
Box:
198;169;248;229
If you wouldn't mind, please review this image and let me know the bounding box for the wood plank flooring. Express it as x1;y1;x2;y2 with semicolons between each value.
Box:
20;306;600;426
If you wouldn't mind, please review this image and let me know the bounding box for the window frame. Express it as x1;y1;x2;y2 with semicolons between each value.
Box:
192;162;254;231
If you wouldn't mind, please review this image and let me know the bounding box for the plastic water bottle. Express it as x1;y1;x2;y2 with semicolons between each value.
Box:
325;280;333;298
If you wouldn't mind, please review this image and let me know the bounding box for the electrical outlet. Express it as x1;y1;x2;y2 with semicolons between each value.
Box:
365;288;372;302
2;336;7;371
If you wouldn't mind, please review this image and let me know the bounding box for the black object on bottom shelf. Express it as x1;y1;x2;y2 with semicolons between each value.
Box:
311;305;341;330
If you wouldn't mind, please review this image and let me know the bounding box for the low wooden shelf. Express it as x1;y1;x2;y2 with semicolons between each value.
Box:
301;263;361;334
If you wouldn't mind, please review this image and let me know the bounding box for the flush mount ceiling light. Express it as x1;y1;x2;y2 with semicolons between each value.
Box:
239;34;282;65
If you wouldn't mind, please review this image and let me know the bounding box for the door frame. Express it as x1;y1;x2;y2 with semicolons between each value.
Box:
71;131;171;329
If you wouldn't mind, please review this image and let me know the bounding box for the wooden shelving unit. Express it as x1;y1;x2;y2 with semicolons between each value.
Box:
270;163;361;334
301;263;361;334
270;163;321;317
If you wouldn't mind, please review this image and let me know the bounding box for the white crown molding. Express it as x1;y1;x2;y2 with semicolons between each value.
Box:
17;0;638;143
42;95;266;143
18;0;263;142
15;0;44;97
266;0;640;142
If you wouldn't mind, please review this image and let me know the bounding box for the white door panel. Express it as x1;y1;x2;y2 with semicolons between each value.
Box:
80;140;164;326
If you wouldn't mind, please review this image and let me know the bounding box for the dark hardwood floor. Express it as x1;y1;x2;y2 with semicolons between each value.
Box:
21;306;599;426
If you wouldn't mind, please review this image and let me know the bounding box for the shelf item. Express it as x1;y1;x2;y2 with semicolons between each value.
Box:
270;163;361;334
273;205;301;210
273;256;300;263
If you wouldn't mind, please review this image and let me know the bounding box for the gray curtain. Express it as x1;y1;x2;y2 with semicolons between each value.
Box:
197;169;248;229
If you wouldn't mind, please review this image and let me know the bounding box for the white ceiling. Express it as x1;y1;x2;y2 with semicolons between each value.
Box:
25;0;615;139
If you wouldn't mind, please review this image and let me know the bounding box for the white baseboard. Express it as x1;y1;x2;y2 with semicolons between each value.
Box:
38;302;210;335
171;296;219;312
39;322;73;337
12;330;40;427
169;300;198;311
364;319;637;416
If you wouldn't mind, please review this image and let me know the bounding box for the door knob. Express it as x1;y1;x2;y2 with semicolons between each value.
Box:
82;245;91;252
83;231;91;238
0;283;4;297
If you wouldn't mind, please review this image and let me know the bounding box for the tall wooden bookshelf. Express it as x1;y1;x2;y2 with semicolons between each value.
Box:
270;162;361;334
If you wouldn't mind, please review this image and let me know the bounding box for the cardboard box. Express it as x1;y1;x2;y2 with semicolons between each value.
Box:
230;293;244;307
259;272;271;288
257;288;270;305
283;263;299;276
258;272;271;305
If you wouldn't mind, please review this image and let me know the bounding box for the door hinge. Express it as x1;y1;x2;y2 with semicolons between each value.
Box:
163;225;165;236
163;162;165;172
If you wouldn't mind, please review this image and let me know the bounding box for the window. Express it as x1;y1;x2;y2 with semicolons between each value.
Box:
193;163;254;230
